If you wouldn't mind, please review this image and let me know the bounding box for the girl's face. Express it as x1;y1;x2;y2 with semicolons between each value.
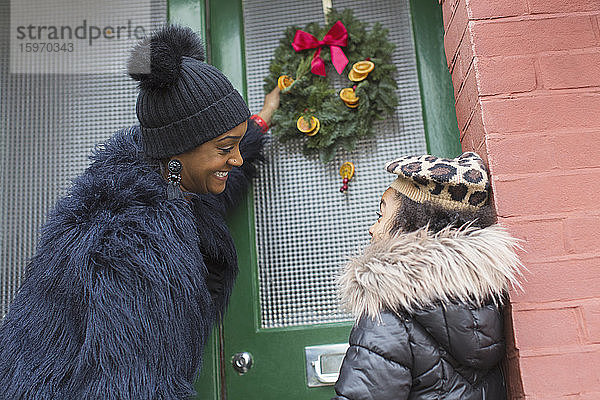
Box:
173;121;248;195
369;188;401;242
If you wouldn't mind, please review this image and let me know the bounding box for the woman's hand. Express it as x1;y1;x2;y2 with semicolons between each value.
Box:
257;87;280;127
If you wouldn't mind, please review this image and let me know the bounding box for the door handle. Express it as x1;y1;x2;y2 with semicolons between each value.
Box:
231;352;253;374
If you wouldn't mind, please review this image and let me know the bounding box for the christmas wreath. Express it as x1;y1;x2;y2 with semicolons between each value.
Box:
264;9;398;163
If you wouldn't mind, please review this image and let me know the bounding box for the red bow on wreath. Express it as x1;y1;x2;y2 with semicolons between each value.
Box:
292;20;349;77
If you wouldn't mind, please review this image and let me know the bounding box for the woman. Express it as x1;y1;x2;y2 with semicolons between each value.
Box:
334;152;523;400
0;25;278;399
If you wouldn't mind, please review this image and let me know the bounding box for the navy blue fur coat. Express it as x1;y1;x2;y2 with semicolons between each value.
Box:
0;121;265;399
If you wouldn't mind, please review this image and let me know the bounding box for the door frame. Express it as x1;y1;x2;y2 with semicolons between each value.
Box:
167;0;460;398
409;0;462;157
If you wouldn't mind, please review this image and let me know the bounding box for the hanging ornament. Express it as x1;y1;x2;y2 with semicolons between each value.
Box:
339;87;359;109
348;60;375;82
339;161;355;193
277;75;294;91
296;115;320;136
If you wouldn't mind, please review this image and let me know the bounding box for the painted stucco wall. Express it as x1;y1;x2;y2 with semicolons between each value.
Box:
439;0;600;398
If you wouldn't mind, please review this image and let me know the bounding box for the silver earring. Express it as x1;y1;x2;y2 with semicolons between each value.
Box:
166;159;184;200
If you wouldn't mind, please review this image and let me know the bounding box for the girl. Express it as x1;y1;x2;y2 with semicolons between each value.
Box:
334;152;523;400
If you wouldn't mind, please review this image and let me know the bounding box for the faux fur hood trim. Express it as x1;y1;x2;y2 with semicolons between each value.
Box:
338;224;524;319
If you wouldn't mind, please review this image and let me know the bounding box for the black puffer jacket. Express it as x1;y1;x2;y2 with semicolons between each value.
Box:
334;225;523;400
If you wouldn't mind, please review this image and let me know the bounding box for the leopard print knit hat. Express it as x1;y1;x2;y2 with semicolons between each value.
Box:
385;152;490;210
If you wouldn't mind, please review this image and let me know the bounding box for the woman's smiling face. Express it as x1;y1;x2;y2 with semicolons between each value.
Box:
173;120;248;195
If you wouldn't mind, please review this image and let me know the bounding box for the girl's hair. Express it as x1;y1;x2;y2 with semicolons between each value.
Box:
388;191;496;235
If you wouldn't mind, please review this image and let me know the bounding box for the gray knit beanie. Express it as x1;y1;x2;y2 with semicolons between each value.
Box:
127;25;250;159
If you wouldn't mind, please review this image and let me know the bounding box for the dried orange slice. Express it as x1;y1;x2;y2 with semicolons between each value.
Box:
339;88;359;104
348;69;368;82
296;115;318;133
339;162;355;179
348;60;374;82
306;118;320;136
353;60;374;75
277;75;294;90
345;101;359;109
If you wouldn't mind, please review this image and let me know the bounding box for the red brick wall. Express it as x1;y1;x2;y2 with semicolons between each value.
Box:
439;0;600;398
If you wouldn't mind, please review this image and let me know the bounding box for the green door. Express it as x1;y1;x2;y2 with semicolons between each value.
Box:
169;0;460;399
210;2;353;398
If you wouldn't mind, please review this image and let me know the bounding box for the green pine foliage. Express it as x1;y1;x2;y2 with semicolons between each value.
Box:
264;9;398;163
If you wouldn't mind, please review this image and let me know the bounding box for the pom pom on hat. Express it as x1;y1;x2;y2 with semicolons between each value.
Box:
128;25;206;90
